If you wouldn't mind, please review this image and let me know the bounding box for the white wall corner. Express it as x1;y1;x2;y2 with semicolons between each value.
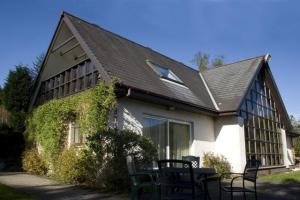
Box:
214;116;246;173
281;129;293;167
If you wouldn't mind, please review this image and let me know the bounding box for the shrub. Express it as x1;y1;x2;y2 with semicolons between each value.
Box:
202;152;231;177
55;146;88;184
22;148;47;175
86;129;157;191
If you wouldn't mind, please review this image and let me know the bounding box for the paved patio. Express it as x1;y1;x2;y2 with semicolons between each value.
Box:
0;172;300;200
0;172;127;200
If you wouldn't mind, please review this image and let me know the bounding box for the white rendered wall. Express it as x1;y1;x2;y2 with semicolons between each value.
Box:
214;116;246;173
286;136;295;166
281;129;294;167
117;98;215;166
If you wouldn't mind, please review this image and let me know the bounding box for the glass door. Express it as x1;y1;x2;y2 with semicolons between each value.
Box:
169;122;190;159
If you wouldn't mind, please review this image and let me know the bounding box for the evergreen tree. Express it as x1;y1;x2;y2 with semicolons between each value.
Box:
3;65;33;132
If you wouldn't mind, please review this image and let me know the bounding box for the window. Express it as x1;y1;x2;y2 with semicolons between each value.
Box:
36;60;100;105
69;122;85;145
143;116;191;160
239;73;283;167
147;60;183;84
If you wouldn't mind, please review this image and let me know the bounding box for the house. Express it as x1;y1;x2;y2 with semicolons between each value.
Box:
30;12;297;173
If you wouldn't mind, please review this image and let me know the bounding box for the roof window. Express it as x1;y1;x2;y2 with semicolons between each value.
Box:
146;60;183;84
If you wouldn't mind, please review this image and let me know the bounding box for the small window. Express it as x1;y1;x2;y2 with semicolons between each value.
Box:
69;122;85;145
147;60;183;84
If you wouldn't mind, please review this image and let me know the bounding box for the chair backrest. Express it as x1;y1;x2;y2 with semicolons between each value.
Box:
182;156;200;168
158;159;195;199
243;158;260;182
126;155;139;185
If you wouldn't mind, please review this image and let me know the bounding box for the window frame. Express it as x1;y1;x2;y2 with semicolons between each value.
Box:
143;115;193;160
239;76;284;167
146;60;184;85
36;60;99;105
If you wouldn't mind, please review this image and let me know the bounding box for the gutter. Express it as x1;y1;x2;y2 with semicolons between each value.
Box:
116;84;219;116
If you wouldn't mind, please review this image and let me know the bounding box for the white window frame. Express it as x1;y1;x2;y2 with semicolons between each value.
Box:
143;115;193;159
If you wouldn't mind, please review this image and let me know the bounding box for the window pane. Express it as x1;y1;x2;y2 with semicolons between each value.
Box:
169;122;190;160
86;61;93;74
143;118;167;160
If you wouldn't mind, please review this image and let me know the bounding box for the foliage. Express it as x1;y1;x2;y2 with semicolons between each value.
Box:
2;65;33;132
26;81;116;163
192;51;225;71
0;184;35;200
55;146;87;183
290;115;300;156
0;86;3;105
31;53;45;80
211;55;225;67
22;148;47;175
202;152;231;177
260;171;300;183
192;52;210;72
86;129;158;191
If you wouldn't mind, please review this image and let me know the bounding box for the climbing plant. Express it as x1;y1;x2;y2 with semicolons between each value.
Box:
25;81;116;163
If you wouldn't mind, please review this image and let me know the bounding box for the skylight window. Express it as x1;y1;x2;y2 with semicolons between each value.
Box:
147;60;183;84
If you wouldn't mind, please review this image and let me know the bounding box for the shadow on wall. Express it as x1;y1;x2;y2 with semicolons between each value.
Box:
214;116;242;140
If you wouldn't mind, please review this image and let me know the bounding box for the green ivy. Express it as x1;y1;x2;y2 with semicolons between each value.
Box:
25;81;116;163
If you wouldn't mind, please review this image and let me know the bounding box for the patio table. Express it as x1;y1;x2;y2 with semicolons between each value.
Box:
141;166;216;200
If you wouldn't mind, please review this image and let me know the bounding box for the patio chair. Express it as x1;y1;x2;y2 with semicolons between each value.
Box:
219;158;260;200
182;156;200;168
126;155;160;200
158;159;201;200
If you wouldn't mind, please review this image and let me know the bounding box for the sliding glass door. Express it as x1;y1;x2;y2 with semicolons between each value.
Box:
143;116;191;160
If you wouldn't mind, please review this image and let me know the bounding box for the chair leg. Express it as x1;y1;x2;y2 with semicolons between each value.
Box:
131;187;138;200
230;190;233;200
153;185;160;200
243;191;246;200
254;182;257;200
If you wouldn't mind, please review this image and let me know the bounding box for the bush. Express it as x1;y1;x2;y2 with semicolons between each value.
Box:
202;152;231;177
55;146;88;184
293;137;300;157
22;148;47;175
86;129;157;191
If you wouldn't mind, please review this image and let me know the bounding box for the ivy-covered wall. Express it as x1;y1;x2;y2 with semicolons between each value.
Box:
25;81;116;163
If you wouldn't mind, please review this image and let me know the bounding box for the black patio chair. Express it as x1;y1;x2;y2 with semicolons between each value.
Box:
158;159;201;200
219;158;260;200
126;155;160;200
182;156;200;168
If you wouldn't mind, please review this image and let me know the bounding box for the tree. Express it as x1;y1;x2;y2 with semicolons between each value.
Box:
0;86;3;105
31;53;45;80
191;52;210;72
3;65;33;132
212;55;225;67
290;115;300;156
192;51;225;72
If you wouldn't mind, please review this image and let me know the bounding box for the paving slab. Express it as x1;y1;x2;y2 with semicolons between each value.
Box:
0;172;128;200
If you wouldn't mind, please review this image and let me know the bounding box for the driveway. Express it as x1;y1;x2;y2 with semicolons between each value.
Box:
0;172;128;200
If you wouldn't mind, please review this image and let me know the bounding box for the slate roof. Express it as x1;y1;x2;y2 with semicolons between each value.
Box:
64;12;217;111
59;12;267;114
202;56;264;112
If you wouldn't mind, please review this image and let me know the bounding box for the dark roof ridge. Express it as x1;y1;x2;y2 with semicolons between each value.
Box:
62;11;200;74
204;54;266;72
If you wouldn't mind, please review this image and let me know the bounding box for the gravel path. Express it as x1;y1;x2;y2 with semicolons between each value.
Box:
0;172;128;200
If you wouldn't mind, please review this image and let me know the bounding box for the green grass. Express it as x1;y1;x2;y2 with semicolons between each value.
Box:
260;171;300;183
0;184;35;200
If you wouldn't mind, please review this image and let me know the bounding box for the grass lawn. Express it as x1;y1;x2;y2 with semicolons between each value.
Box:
0;184;35;200
260;171;300;183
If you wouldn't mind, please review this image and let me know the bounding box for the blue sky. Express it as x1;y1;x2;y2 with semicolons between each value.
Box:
0;0;299;117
